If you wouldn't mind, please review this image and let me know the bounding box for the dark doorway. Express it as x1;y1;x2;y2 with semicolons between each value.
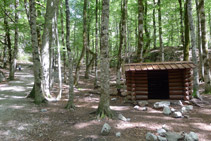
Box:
148;70;169;99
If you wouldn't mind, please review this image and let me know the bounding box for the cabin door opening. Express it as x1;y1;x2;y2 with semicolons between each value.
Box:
148;70;169;99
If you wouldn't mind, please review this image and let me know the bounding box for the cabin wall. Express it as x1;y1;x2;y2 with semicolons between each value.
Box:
125;69;192;100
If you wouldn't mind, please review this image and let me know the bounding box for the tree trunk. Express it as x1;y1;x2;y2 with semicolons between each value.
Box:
65;0;75;109
96;0;114;118
10;0;19;80
144;0;150;55
3;35;7;68
195;0;204;80
94;0;99;88
53;3;62;100
116;0;127;89
187;0;201;99
153;0;156;49
41;0;60;99
74;0;88;86
136;0;144;62
158;0;164;62
199;0;211;93
60;2;66;84
184;1;190;61
29;0;45;104
178;0;185;47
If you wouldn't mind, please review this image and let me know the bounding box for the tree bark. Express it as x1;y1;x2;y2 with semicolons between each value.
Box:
29;0;45;104
94;0;99;88
199;0;211;93
153;0;156;49
65;0;75;109
136;0;144;62
143;0;150;55
184;1;190;61
96;0;114;118
187;0;201;99
41;0;60;99
178;0;185;47
116;0;127;89
10;0;19;80
195;0;204;80
74;0;88;86
158;0;164;61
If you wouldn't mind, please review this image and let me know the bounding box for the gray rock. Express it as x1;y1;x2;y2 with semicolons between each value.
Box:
154;101;170;109
171;108;176;112
157;136;167;141
181;107;188;113
185;105;193;111
163;106;171;115
0;72;6;82
41;109;47;112
134;105;140;110
142;107;148;111
118;114;127;121
172;111;183;118
184;132;198;141
116;132;121;137
157;128;167;136
146;132;158;141
111;98;117;101
163;132;184;141
178;100;184;106
162;124;170;131
101;123;111;135
138;101;148;107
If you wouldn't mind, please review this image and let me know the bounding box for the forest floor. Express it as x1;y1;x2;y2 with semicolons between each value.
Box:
0;64;211;141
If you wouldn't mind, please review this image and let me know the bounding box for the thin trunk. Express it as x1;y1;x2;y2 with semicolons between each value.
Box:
53;3;62;100
184;1;190;61
195;0;204;80
136;0;144;62
178;0;185;47
29;0;45;104
3;35;7;68
158;0;164;61
117;0;127;89
10;0;19;80
65;0;75;109
60;2;66;84
85;1;91;79
187;0;201;99
209;8;211;46
94;0;99;88
144;0;150;55
96;0;113;118
153;0;156;49
74;0;88;86
199;0;211;93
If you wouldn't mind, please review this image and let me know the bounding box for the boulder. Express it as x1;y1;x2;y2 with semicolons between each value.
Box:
115;132;121;137
181;107;188;113
154;101;170;109
41;109;47;112
172;111;183;118
171;108;176;112
111;98;117;101
146;132;157;141
157;128;167;136
101;123;111;136
163;132;184;141
134;105;147;111
118;114;127;122
134;105;140;110
185;105;193;111
157;136;167;141
184;132;198;141
138;101;148;107
163;106;171;115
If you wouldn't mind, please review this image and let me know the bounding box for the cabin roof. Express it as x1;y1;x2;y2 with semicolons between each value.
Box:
124;61;195;71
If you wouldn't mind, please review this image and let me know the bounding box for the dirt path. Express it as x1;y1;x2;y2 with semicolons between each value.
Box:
0;66;211;141
0;66;40;140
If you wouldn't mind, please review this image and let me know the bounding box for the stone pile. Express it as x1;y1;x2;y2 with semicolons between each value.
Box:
146;126;198;141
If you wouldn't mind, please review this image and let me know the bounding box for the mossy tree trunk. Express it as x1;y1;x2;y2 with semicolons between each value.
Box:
187;0;201;99
96;0;114;119
184;1;190;61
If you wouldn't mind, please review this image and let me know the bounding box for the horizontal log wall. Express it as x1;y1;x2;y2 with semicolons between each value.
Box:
125;69;192;100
